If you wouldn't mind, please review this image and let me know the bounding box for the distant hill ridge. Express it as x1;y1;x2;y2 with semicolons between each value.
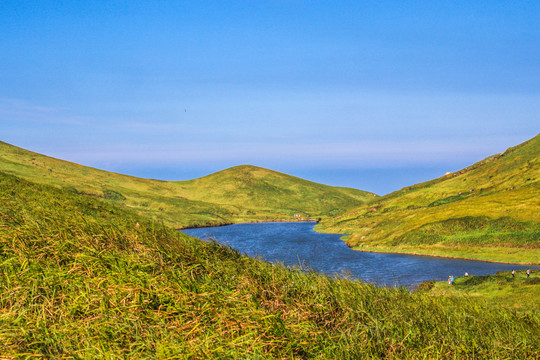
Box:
0;141;376;228
318;133;540;264
384;133;540;201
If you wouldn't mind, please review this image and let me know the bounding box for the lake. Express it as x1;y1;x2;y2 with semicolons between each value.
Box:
182;222;536;288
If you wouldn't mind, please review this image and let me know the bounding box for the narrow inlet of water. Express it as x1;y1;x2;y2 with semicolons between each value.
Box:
182;222;536;288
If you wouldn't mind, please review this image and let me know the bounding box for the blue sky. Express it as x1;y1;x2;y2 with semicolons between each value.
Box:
1;1;539;194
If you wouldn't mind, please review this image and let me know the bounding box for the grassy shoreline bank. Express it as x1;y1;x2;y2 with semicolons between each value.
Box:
424;270;540;315
312;223;540;265
346;244;540;266
177;219;319;231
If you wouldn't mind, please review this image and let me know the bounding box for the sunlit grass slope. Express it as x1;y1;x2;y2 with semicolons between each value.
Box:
1;171;538;358
423;270;539;315
0;141;376;228
319;134;540;264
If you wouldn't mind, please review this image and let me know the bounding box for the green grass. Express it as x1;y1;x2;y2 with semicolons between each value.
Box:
319;133;540;264
0;141;376;229
425;270;540;316
1;171;539;358
5;135;538;264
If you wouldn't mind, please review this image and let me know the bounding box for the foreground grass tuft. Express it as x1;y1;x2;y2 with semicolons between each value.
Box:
1;171;539;358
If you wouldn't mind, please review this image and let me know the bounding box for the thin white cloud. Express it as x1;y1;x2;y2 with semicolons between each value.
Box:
0;98;85;125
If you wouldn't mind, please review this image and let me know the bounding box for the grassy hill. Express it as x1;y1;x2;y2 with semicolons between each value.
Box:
1;170;538;358
318;134;540;264
0;141;376;228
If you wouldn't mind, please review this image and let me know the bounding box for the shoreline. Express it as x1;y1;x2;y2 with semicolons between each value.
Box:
177;219;319;231
347;246;540;267
180;220;539;267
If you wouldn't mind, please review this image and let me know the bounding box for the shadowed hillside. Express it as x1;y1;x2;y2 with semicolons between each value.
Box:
319;134;540;264
0;142;376;228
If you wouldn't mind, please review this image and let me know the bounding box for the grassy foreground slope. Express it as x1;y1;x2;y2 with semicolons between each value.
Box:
319;134;540;264
0;141;375;228
1;171;539;358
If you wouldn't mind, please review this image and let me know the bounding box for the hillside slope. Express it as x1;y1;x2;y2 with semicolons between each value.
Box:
1;170;538;358
178;165;376;216
319;134;540;264
0;141;376;228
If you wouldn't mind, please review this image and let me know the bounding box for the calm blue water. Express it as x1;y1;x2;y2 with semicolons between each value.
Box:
182;222;537;288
